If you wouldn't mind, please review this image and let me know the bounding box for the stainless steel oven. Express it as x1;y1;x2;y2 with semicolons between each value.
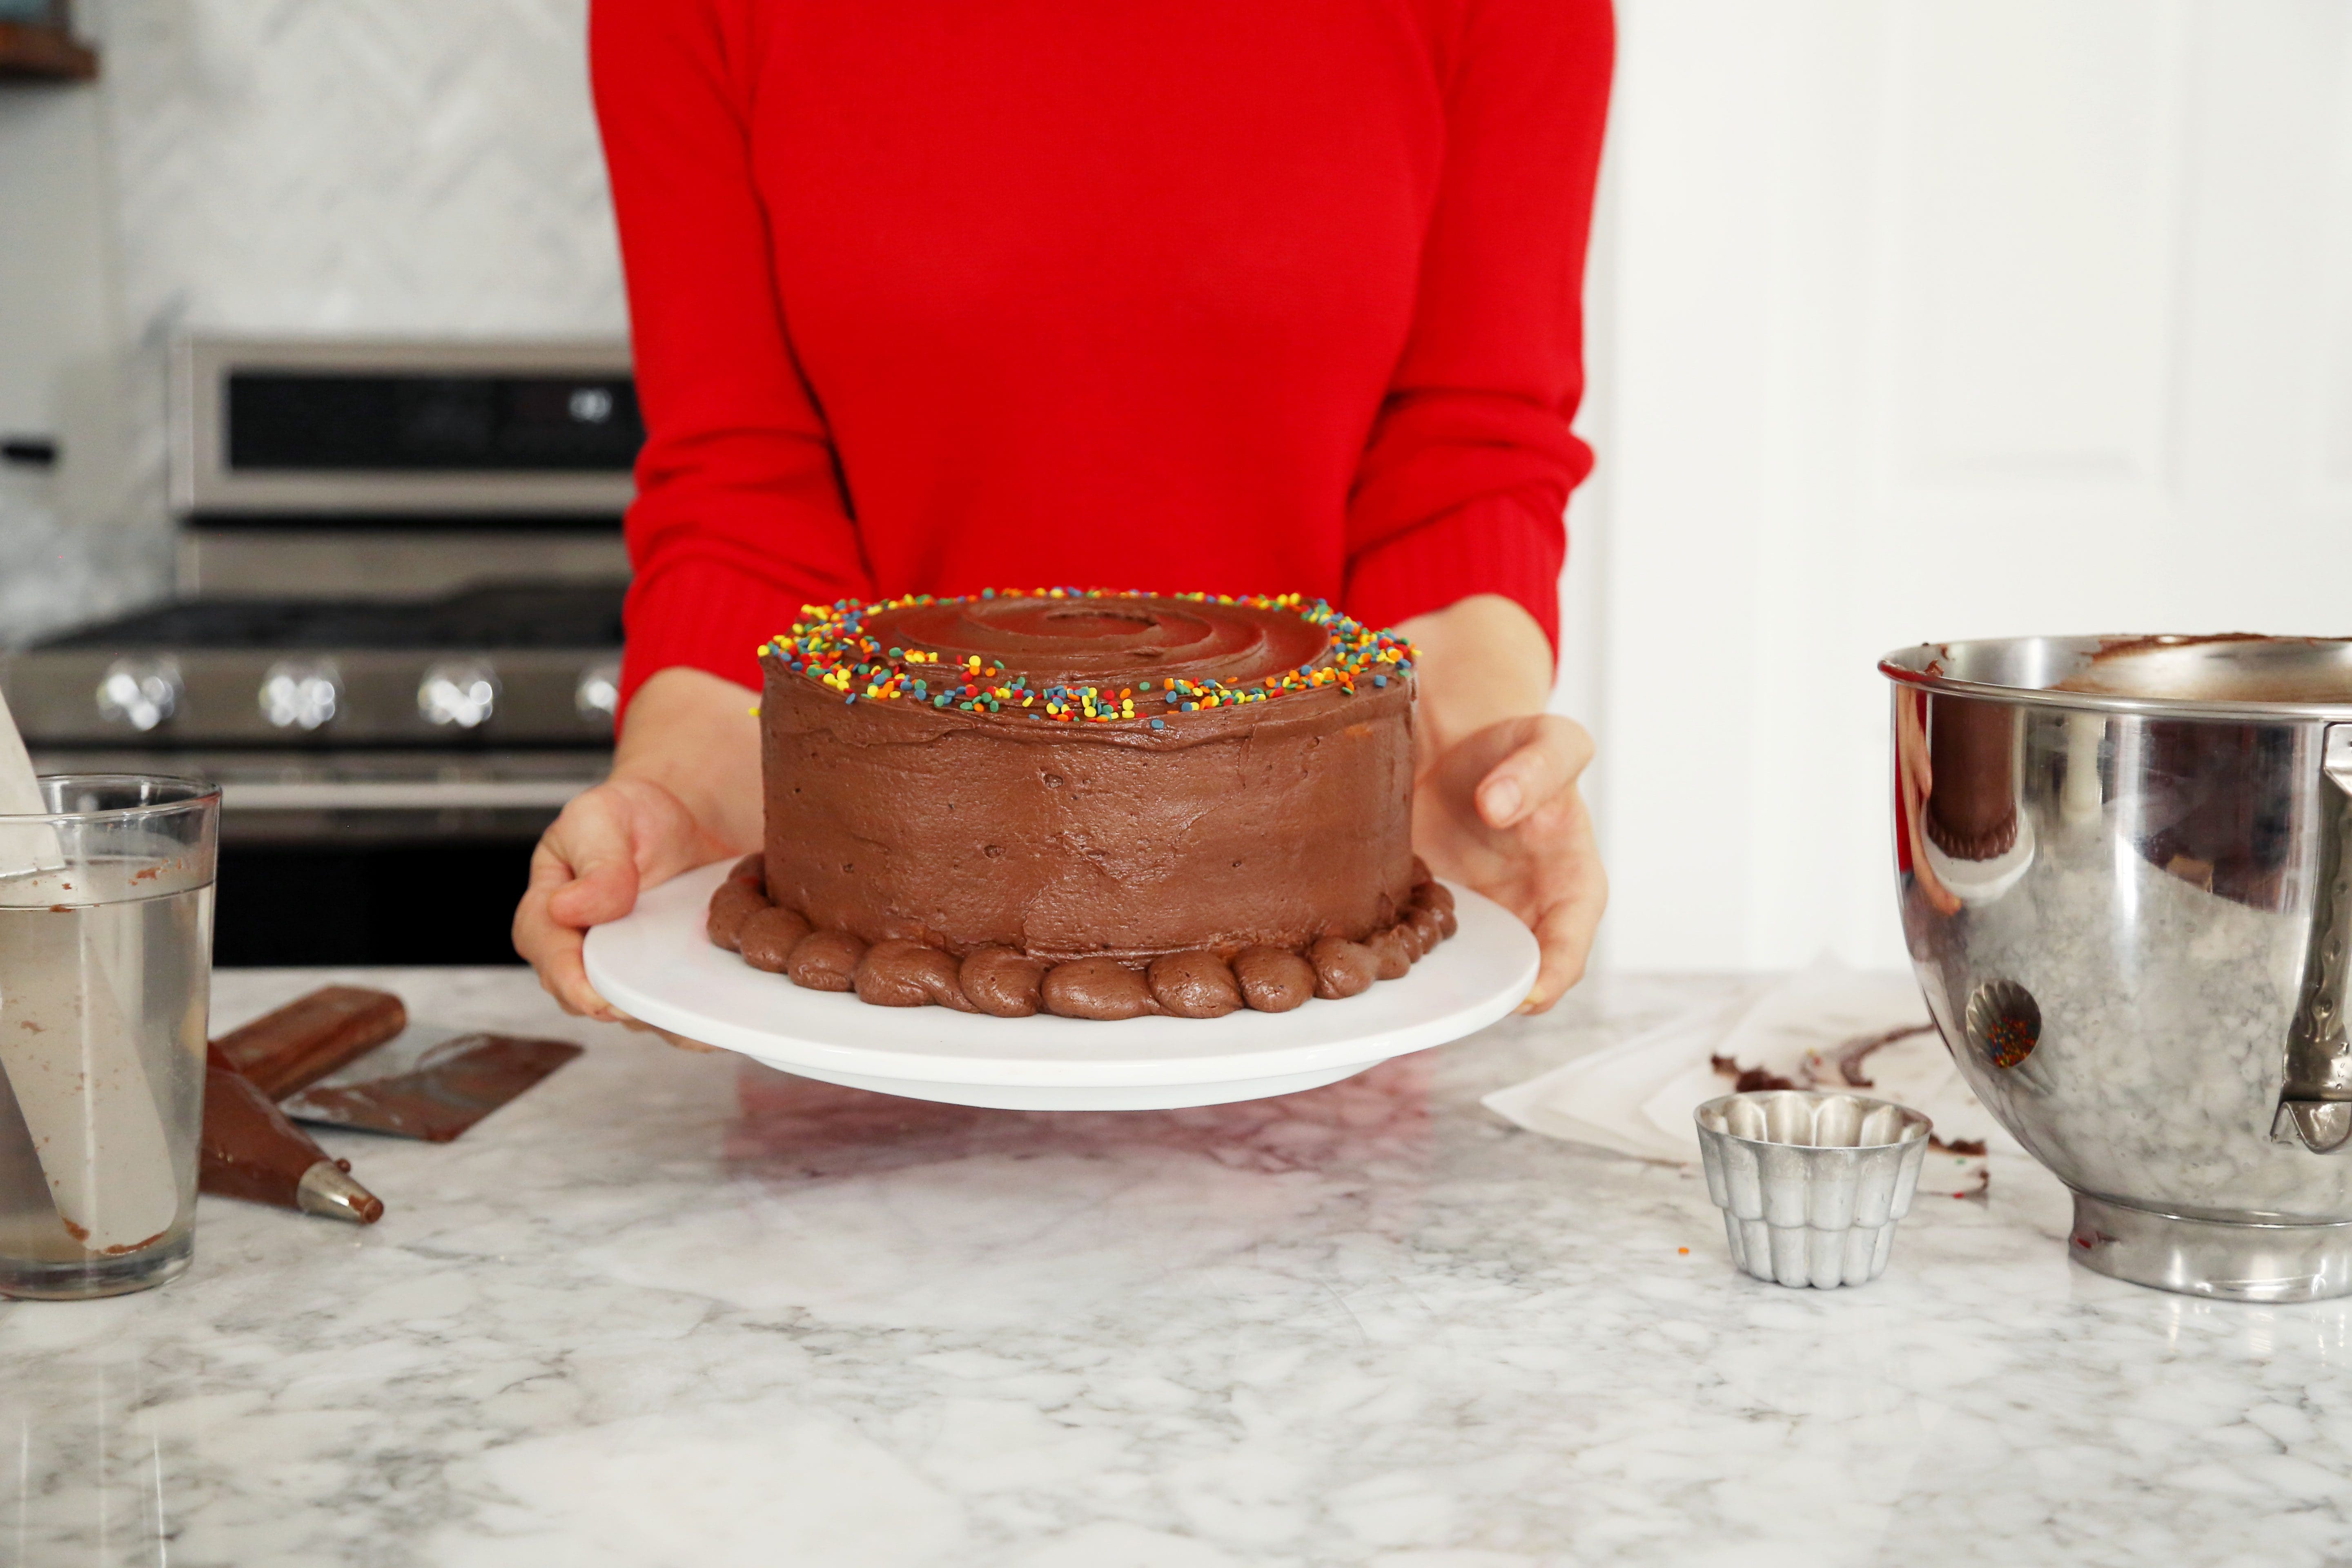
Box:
0;336;637;964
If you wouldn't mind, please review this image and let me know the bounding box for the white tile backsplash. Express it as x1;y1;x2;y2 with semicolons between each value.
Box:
97;0;624;339
2;0;626;644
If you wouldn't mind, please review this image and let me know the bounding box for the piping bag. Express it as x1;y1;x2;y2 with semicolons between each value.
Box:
0;688;181;1255
201;1045;382;1223
197;983;575;1225
198;987;401;1224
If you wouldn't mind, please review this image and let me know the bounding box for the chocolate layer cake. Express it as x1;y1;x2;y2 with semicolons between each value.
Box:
704;590;1456;1019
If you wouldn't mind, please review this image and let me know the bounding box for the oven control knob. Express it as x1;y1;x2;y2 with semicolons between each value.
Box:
259;658;341;731
95;657;183;732
418;659;499;730
575;659;621;724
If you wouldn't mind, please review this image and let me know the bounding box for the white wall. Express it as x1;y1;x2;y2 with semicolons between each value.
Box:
1588;0;2352;971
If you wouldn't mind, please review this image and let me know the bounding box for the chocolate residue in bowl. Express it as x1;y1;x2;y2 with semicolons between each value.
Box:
2053;634;2352;703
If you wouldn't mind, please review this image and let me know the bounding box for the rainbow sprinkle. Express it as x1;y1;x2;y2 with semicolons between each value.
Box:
760;589;1415;728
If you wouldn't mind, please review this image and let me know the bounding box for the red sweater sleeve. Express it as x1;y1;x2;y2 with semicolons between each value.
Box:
1341;0;1613;656
592;0;873;713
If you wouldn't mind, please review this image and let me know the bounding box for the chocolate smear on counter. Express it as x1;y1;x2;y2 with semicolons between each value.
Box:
279;1028;581;1143
1708;1054;1799;1094
1821;1023;1938;1089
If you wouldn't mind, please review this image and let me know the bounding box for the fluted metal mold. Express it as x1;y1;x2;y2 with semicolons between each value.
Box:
1695;1091;1933;1289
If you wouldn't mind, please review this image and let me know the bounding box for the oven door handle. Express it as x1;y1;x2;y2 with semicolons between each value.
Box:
218;780;598;811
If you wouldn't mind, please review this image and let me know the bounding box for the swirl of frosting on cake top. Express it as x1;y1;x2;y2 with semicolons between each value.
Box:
764;589;1414;727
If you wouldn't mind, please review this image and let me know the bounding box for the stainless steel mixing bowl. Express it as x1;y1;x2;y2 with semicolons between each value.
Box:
1884;635;2352;1302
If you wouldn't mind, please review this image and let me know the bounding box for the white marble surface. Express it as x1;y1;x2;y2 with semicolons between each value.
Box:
4;969;2350;1568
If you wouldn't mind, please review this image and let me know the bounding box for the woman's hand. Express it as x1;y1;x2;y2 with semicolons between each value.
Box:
1399;595;1607;1013
512;667;763;1021
514;777;734;1020
1414;712;1606;1011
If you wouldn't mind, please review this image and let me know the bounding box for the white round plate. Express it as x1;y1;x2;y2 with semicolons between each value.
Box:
585;860;1539;1110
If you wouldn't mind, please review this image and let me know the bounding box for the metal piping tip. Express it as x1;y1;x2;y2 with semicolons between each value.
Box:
2273;1099;2352;1154
295;1160;385;1224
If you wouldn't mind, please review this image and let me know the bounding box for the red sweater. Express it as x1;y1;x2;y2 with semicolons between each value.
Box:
592;0;1611;711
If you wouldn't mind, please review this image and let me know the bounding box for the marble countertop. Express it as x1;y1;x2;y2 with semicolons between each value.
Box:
4;968;2349;1567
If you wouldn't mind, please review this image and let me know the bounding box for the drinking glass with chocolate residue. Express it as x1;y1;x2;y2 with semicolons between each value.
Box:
0;776;218;1300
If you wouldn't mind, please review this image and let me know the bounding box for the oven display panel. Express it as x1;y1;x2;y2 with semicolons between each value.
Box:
227;372;645;472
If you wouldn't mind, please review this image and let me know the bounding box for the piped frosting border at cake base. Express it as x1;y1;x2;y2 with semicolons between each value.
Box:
705;854;1459;1020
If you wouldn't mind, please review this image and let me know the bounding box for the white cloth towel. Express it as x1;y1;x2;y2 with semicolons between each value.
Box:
1484;960;2020;1195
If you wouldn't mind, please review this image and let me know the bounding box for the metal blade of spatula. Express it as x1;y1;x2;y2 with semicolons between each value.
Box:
279;1023;582;1143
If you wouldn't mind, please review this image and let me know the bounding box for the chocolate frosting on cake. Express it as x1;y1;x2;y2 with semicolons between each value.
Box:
760;592;1417;961
1926;695;2019;862
869;593;1330;693
715;590;1451;1020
